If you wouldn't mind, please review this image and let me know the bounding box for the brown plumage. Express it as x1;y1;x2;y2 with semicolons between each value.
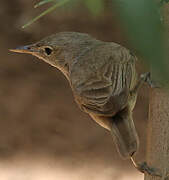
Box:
10;32;155;175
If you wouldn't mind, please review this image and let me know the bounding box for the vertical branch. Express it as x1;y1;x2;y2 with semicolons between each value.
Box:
144;88;169;180
144;2;169;180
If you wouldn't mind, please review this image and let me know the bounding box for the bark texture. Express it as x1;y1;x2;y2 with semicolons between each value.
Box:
144;88;169;180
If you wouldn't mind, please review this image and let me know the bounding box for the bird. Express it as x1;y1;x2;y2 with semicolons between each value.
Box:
10;31;160;176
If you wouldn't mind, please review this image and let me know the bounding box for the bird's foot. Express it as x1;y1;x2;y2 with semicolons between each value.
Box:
131;157;162;177
140;72;161;88
137;162;162;177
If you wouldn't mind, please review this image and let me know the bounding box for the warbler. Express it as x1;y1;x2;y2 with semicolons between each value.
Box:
10;31;159;176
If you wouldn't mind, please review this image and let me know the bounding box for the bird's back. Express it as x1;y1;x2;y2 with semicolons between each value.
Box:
69;42;137;116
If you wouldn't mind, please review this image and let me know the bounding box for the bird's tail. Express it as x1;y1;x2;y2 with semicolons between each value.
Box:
110;109;139;159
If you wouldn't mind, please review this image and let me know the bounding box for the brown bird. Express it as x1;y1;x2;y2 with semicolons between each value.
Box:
10;32;160;176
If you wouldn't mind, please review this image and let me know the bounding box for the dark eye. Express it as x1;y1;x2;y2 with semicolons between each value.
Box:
44;47;52;55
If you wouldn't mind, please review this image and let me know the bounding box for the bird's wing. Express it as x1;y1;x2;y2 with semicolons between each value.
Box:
70;45;137;115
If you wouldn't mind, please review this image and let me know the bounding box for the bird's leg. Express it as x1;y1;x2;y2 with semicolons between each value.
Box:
131;72;159;98
130;157;162;177
131;72;151;95
128;72;161;176
140;72;161;88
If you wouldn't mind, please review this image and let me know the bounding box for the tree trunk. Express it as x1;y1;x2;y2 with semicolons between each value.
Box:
144;88;169;180
144;1;169;179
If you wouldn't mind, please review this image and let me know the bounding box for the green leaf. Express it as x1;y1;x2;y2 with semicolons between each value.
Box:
34;0;57;8
22;0;70;28
84;0;104;16
113;0;168;83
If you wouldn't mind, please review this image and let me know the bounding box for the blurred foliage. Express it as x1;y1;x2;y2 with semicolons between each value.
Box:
83;0;104;16
23;0;169;83
113;0;168;83
23;0;104;28
160;0;169;6
22;0;70;28
34;0;57;8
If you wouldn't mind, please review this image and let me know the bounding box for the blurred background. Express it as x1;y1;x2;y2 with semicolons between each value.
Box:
0;0;150;179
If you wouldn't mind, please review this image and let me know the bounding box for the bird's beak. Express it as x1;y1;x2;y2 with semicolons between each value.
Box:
9;45;38;54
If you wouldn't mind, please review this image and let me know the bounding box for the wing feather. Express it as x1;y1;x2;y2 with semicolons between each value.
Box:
70;44;137;115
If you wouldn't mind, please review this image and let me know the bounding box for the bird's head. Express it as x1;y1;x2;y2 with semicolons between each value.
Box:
10;32;95;71
10;32;73;68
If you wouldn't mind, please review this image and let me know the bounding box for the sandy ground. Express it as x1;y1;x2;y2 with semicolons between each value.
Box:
0;0;149;179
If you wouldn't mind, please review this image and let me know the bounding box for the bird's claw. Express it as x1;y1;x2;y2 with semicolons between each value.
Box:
131;157;161;177
137;161;162;177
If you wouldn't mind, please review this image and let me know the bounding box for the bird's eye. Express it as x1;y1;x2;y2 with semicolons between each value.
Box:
44;47;52;55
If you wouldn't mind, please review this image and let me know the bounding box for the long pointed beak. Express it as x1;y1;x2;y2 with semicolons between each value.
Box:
9;45;37;54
